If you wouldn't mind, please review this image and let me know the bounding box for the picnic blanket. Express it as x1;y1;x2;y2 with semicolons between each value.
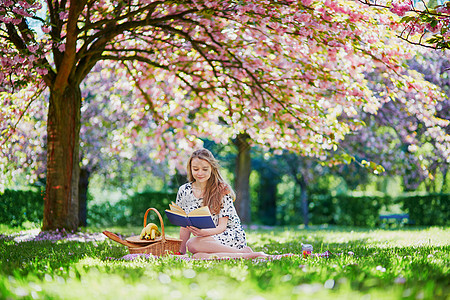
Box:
109;251;334;262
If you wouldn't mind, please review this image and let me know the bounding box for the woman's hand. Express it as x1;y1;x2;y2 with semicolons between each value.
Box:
179;227;191;254
187;226;209;237
186;216;229;237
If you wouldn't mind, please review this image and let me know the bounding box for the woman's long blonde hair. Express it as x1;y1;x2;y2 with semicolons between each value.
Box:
187;148;235;214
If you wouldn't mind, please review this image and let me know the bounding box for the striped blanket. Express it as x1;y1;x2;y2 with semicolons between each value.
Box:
111;251;334;261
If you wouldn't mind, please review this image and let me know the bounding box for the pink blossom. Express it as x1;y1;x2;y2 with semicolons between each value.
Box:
301;0;313;6
435;6;450;14
33;2;42;10
324;0;337;10
255;5;265;14
13;55;26;64
11;18;22;25
426;22;442;33
58;43;65;52
296;12;311;23
390;1;412;17
59;11;68;20
27;44;39;53
36;67;48;75
12;7;32;17
239;14;250;23
41;25;51;33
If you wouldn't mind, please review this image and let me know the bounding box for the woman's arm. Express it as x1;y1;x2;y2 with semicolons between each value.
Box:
187;216;228;237
179;226;191;254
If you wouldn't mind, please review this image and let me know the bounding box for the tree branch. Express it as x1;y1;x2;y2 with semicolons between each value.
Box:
54;0;87;90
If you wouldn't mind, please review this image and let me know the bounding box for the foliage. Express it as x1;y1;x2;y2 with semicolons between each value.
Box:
400;193;450;226
308;193;338;225
87;191;178;227
307;194;390;227
0;189;43;227
307;193;450;227
2;188;449;228
87;201;131;228
127;191;178;226
334;194;389;227
0;227;448;299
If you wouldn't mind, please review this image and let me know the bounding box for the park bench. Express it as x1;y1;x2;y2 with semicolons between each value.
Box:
379;213;412;226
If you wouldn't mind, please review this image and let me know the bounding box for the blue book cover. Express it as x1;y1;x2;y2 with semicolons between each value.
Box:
165;203;216;229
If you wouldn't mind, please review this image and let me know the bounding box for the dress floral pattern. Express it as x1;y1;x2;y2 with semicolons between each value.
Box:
176;182;247;249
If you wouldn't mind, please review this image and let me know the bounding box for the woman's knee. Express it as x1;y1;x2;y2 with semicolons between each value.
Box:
186;236;199;253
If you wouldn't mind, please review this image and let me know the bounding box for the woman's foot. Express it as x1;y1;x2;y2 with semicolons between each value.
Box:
193;253;216;259
193;251;268;260
243;251;268;259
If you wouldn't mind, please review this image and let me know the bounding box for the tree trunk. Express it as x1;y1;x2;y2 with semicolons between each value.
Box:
78;167;91;227
43;84;81;231
233;133;251;224
258;167;278;225
297;175;309;227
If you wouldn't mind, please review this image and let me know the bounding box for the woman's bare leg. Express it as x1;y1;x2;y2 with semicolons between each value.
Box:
187;236;244;253
187;236;256;255
243;246;253;253
193;252;268;259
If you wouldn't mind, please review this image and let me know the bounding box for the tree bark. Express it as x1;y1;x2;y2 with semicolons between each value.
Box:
233;133;251;224
78;167;91;227
258;167;278;225
43;84;81;231
297;175;309;227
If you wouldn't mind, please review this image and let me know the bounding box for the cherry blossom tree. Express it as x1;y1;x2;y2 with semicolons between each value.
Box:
0;61;201;226
1;0;449;230
280;50;450;226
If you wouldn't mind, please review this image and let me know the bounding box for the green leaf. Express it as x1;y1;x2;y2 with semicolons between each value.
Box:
431;19;438;28
400;16;414;23
426;37;442;44
341;153;354;164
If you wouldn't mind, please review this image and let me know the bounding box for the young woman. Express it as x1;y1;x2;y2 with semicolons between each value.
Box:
176;148;267;259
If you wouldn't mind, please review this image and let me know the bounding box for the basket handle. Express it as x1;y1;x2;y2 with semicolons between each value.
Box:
143;208;166;243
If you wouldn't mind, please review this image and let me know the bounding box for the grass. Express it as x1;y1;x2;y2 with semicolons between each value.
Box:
0;225;449;299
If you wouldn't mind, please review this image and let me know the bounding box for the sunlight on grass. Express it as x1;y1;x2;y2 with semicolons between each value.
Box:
1;226;448;299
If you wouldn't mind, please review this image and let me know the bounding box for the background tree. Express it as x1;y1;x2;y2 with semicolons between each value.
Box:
233;133;252;223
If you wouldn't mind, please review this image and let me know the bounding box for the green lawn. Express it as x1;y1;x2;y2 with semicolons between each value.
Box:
0;226;449;299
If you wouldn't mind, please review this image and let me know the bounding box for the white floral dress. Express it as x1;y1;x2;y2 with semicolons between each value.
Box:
175;182;247;249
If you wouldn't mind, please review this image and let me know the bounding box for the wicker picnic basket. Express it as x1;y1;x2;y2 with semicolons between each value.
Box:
103;207;182;256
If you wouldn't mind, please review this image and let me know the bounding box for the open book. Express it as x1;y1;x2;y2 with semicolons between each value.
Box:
165;202;216;229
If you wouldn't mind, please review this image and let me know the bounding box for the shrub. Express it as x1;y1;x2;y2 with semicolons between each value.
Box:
88;200;131;227
399;193;450;226
334;195;389;227
0;189;44;227
308;194;392;227
308;194;336;225
87;190;177;227
127;191;177;225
